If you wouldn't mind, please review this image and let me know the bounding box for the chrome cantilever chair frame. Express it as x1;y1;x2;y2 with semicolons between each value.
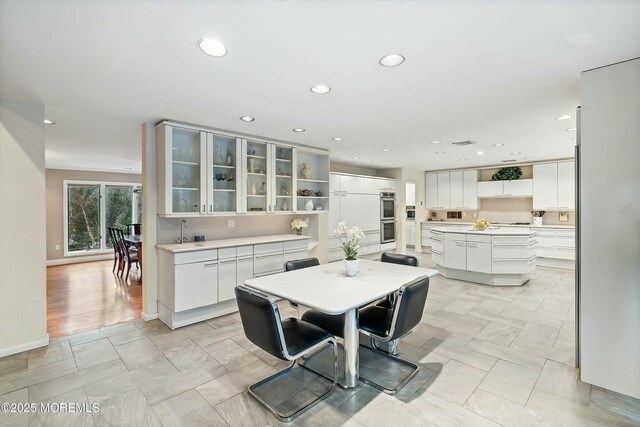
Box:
237;285;338;422
359;283;422;395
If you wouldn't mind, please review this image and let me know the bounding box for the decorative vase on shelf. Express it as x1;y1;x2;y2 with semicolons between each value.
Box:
214;146;224;165
345;259;358;277
295;228;302;236
304;199;314;211
251;183;257;195
248;158;255;173
226;149;232;166
301;163;311;179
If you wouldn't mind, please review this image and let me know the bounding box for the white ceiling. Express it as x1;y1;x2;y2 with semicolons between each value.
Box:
1;0;639;173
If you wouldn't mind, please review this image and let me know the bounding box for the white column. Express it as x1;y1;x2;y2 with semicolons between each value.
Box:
141;122;158;320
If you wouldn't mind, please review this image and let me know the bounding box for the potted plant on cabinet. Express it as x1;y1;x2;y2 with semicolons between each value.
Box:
291;218;308;235
335;221;365;277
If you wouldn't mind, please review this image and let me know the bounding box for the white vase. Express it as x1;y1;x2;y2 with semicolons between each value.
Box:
533;217;543;225
304;199;314;211
345;259;358;277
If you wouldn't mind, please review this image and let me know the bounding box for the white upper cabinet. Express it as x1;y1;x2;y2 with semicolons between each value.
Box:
449;171;464;209
426;173;438;209
477;181;504;198
533;162;559;210
503;179;533;197
207;133;242;214
463;170;479;209
557;161;575;210
437;172;450;209
405;182;416;206
242;139;271;213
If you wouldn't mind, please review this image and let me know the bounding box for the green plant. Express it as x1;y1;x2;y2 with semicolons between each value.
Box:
491;166;522;181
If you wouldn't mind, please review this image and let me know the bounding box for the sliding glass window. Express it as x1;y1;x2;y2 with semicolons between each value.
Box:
64;181;142;255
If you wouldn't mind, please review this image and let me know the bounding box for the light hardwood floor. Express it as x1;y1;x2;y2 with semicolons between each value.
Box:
47;260;142;339
1;254;637;426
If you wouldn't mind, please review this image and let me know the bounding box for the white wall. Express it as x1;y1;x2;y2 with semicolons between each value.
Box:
0;96;48;355
579;58;640;399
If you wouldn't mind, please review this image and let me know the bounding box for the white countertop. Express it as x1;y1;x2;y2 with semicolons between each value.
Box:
244;259;438;314
437;227;536;236
422;221;574;229
156;234;310;253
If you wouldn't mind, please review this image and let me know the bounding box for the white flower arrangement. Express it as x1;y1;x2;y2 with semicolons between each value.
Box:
334;221;365;261
291;218;308;235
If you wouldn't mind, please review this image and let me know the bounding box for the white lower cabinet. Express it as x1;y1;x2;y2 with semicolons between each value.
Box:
174;258;218;312
157;236;308;329
466;241;492;274
443;234;467;270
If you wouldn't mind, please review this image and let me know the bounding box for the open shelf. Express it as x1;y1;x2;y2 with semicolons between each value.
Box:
213;189;236;192
247;194;266;198
173;160;199;166
173;187;199;191
248;172;266;176
247;154;266;160
276;158;291;163
297;196;329;199
276;174;292;178
213;164;235;169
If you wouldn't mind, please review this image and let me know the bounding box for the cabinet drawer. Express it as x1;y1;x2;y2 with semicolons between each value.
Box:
284;240;308;252
555;229;575;237
422;236;432;247
555;236;575;248
174;261;218;311
328;237;341;250
218;247;236;260
492;236;535;245
430;230;443;240
254;252;284;275
217;258;237;302
531;228;555;237
554;247;576;260
492;241;536;259
368;232;381;244
284;250;309;264
444;233;466;242
431;249;443;265
536;236;556;248
237;245;253;257
492;257;536;274
254;242;284;255
174;249;218;265
467;234;491;243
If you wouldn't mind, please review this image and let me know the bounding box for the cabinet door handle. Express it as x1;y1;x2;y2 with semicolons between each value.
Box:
455;242;466;247
202;204;206;213
210;204;213;212
467;243;477;247
255;253;280;258
203;262;218;268
220;259;236;265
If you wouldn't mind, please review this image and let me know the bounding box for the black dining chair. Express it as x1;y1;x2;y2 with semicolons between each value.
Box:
113;228;138;280
377;252;419;309
284;257;320;308
107;227;121;273
127;223;142;235
235;285;338;422
302;275;430;395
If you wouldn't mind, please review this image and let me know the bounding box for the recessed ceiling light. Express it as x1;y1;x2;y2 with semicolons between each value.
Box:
435;151;445;154
570;137;576;140
510;152;521;155
240;116;254;122
385;163;394;166
458;158;468;161
124;167;132;170
565;128;576;132
293;128;305;133
380;54;405;67
493;143;504;147
372;161;380;164
382;148;390;152
44;119;55;125
198;39;227;57
556;115;574;120
477;151;484;155
430;140;441;144
352;157;360;160
332;137;342;141
310;85;331;94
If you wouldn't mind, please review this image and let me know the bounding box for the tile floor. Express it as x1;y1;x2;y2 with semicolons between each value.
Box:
1;253;639;426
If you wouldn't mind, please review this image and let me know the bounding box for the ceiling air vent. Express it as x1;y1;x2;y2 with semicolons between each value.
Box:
451;140;477;146
501;159;518;163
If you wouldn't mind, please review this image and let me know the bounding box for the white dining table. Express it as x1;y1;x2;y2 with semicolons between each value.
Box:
244;259;439;388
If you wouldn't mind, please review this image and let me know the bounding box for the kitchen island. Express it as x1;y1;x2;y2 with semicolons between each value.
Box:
431;227;536;286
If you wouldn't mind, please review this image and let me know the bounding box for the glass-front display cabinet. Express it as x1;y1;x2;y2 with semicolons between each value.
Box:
243;139;269;213
158;124;207;215
272;144;294;213
207;133;241;214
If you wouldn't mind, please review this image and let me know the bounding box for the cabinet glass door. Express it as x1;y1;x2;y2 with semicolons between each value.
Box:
246;140;268;212
171;128;203;213
210;134;238;213
274;145;293;212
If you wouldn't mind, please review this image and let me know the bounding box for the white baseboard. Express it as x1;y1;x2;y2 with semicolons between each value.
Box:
47;254;112;266
0;335;49;358
141;311;158;321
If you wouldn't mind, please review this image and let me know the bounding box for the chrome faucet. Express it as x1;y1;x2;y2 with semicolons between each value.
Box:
176;219;188;244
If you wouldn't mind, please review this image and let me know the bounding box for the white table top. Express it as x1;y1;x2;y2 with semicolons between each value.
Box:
244;259;439;315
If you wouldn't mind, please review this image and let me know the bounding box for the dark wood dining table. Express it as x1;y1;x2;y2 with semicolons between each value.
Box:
123;234;142;283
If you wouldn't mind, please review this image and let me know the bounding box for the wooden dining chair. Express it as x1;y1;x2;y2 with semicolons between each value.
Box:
107;227;121;273
127;223;142;235
114;228;138;280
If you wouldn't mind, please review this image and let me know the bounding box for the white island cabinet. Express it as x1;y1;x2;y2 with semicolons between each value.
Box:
433;227;536;286
156;234;309;329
